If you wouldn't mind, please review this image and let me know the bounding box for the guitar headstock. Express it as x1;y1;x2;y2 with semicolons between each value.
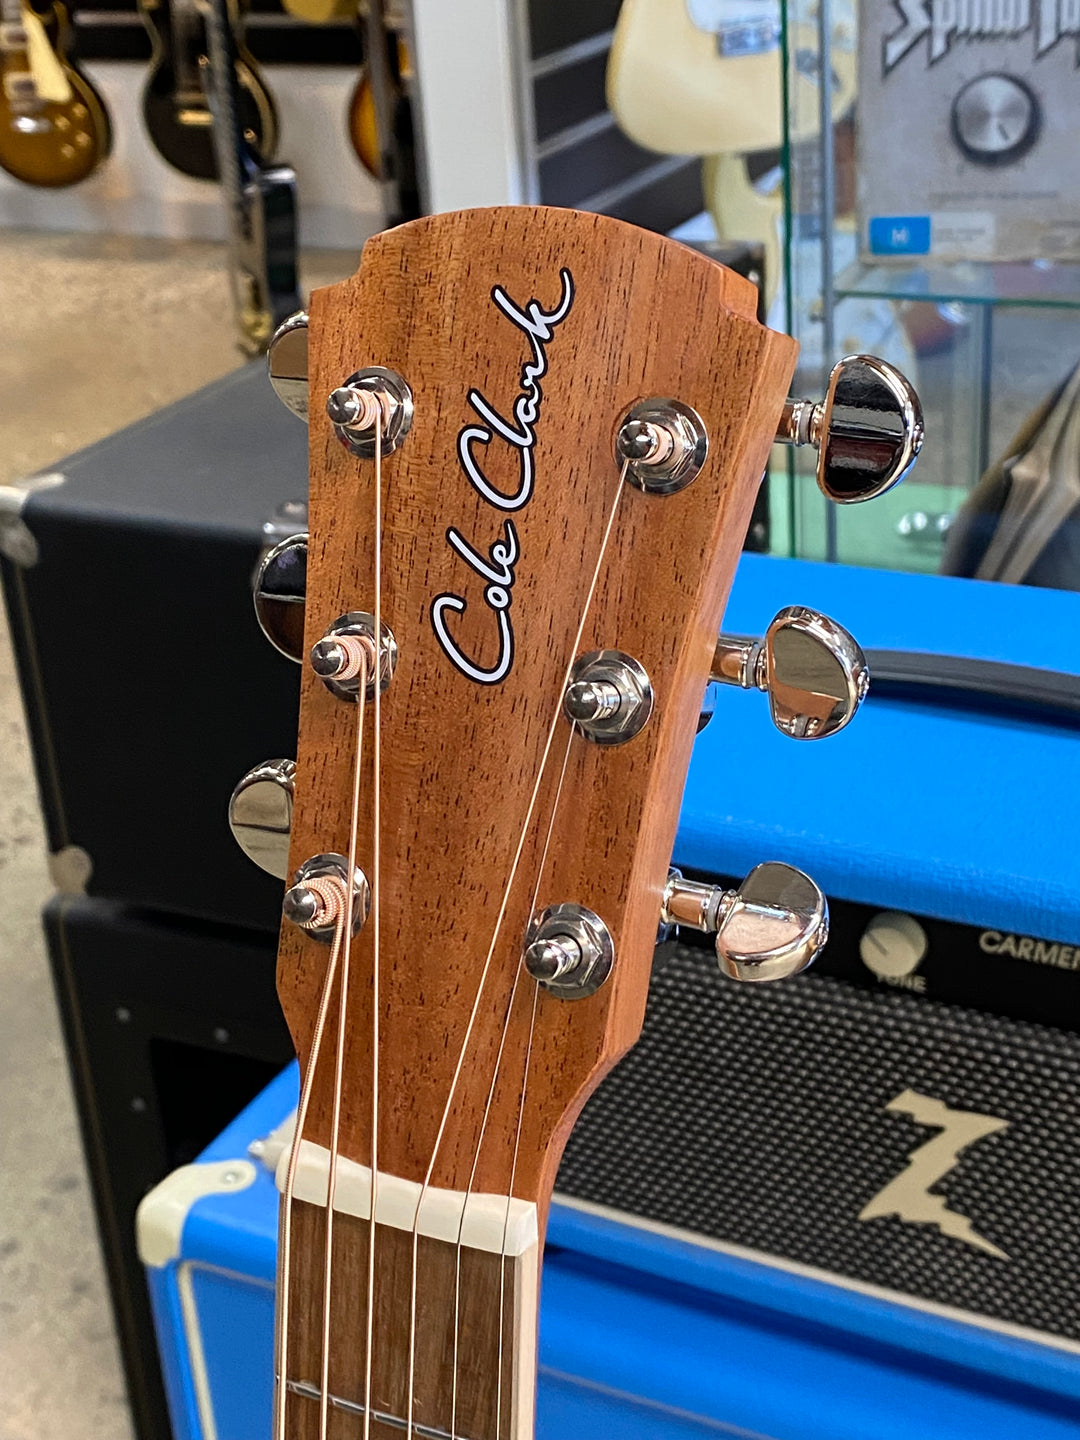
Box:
234;206;920;1212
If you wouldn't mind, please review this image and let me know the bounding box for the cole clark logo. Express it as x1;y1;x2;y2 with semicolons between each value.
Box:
430;268;575;686
883;0;1080;73
859;1090;1009;1258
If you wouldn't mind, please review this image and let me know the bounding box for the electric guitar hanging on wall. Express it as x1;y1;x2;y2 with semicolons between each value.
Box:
608;0;856;158
201;0;299;354
225;206;922;1439
0;0;110;186
138;0;275;180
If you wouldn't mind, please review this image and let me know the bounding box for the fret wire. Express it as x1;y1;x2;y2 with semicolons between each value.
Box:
287;1380;480;1440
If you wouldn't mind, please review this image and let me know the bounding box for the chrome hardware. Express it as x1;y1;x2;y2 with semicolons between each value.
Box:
253;533;308;662
775;354;924;503
663;863;828;982
283;853;370;942
267;310;309;421
523;903;614;999
711;606;868;740
0;470;65;567
615;398;708;494
565;650;653;745
228;759;295;879
313;612;397;702
327;366;413;457
261;498;308;551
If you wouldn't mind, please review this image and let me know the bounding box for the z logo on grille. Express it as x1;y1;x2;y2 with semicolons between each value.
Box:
859;1090;1009;1259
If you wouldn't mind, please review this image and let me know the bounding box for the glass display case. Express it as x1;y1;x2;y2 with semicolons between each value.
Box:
772;0;1080;579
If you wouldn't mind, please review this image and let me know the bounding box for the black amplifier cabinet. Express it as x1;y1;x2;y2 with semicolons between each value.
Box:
1;364;305;933
45;894;287;1440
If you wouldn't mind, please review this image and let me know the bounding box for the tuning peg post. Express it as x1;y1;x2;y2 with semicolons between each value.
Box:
711;606;868;740
775;353;924;503
663;863;828;982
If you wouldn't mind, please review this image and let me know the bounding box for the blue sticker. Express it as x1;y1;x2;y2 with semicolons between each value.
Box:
869;216;931;255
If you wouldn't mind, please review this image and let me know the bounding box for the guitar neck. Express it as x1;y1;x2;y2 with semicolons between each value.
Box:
281;1194;535;1439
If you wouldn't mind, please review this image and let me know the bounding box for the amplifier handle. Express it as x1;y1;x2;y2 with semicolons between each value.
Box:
864;649;1080;726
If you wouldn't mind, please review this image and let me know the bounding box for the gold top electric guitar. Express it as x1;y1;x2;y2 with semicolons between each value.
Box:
229;204;922;1439
0;0;110;186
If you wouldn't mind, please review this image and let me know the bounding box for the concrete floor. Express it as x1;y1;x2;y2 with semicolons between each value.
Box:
0;232;354;1440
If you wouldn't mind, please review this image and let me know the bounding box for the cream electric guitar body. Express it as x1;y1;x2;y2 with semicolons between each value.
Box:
607;0;855;157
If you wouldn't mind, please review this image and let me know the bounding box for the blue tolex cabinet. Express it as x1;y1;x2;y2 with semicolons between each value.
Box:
139;556;1080;1440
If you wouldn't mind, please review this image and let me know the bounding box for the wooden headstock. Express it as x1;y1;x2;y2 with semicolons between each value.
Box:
276;205;798;1212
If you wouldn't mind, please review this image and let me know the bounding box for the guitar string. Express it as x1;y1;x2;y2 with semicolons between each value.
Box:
494;977;542;1440
447;724;576;1440
405;455;632;1440
362;408;385;1440
274;890;346;1440
276;413;383;1440
274;630;369;1440
318;639;371;1440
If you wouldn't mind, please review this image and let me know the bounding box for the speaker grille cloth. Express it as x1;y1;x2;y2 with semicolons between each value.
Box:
555;942;1080;1340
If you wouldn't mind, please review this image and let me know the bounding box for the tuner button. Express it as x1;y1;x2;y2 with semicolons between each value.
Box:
254;532;308;662
267;311;309;421
775;354;924;503
711;607;868;739
228;759;295;879
715;863;828;982
662;864;828;980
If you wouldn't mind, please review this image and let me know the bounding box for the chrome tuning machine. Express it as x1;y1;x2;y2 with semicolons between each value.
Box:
268;311;414;459
711;606;868;740
775;354;924;503
228;759;295;878
253;532;308;662
267;311;309;422
662;864;828;982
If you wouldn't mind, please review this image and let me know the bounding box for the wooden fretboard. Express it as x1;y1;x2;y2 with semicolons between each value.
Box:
282;1199;535;1440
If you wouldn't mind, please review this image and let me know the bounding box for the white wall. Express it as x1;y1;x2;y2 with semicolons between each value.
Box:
0;62;384;248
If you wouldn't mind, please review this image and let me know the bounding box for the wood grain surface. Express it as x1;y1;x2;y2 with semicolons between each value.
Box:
274;204;797;1437
278;204;796;1203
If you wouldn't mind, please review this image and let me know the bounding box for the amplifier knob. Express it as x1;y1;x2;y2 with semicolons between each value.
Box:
860;911;928;979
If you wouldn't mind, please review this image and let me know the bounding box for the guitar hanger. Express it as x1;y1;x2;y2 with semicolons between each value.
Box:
220;207;922;1440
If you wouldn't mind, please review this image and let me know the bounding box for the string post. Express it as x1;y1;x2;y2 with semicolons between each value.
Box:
326;365;414;458
522;902;614;1000
283;854;371;942
615;397;708;494
312;612;398;703
563;649;653;746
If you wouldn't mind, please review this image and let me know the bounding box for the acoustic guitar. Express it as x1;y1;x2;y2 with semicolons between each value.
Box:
0;0;110;186
227;206;922;1439
138;0;275;181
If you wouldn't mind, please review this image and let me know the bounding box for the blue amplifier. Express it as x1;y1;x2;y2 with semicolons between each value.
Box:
139;554;1080;1440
